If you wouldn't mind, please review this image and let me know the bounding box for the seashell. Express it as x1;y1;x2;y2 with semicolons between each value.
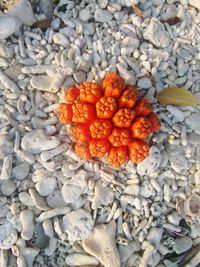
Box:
7;0;36;26
184;194;200;218
0;223;18;249
62;209;94;241
82;221;120;267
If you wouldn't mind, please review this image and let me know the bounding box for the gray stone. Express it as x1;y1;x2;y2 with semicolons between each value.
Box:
12;163;30;181
0;180;16;196
0;135;13;160
39;0;53;18
21;129;60;154
138;77;152;89
185;113;200;130
119;241;140;263
4;64;23;82
7;0;36;26
177;58;189;77
94;9;113;23
137;146;162;176
170;153;188;173
79;9;91;22
0;13;22;39
173;237;193;254
187;133;200;145
143;18;169;48
0;43;14;58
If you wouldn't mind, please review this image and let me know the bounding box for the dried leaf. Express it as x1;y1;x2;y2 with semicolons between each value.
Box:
157;87;199;106
161;17;181;26
132;4;144;19
32;19;52;31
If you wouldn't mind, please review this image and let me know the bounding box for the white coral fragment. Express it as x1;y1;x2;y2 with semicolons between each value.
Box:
62;209;94;241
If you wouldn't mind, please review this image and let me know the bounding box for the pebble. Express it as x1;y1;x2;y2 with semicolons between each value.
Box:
0;179;16;196
189;0;200;9
94;9;113;23
53;33;69;48
185;113;200;130
12;163;30;181
166;105;185;122
0;135;13;160
21;129;60;154
170;153;188;173
36;177;57;197
0;43;14;58
173;237;193;254
143;18;169;48
137;77;152;89
79;9;91;22
7;0;36;26
177;58;189;76
39;0;54;18
0;14;22;39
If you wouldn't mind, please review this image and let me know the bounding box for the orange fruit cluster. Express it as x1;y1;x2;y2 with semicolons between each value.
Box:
57;73;161;167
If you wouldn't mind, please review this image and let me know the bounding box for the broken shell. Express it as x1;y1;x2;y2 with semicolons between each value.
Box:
184;194;200;218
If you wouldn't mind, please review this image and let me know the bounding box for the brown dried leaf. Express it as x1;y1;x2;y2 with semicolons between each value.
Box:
157;86;199;106
161;17;181;26
32;19;52;31
132;4;144;19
